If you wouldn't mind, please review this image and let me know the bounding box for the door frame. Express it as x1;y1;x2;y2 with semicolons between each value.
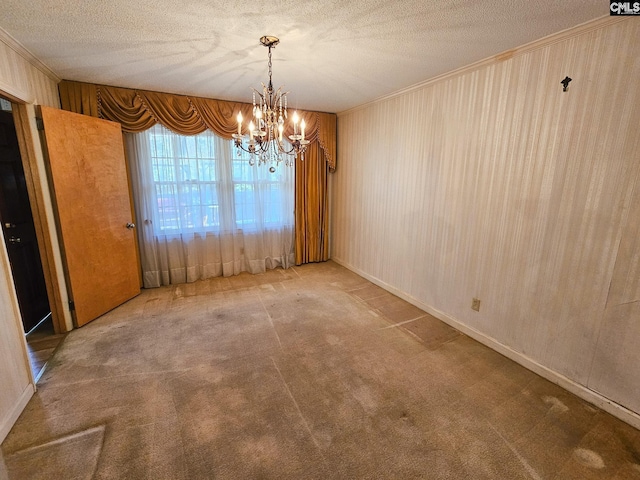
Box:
1;91;72;334
13;104;67;334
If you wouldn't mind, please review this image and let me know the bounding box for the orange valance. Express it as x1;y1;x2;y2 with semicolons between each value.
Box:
59;80;336;171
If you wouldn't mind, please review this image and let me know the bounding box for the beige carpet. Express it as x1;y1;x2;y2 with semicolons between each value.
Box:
2;261;639;479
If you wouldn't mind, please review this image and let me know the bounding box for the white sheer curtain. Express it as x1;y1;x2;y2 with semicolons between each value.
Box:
125;124;294;288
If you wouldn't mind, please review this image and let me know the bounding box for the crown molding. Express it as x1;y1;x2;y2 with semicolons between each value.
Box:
0;26;61;84
339;15;627;116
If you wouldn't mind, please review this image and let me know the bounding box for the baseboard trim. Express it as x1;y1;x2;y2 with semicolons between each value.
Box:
0;383;35;443
331;257;640;431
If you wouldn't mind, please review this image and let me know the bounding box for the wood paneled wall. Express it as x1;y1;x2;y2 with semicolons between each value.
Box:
332;17;640;425
0;234;33;442
0;28;60;442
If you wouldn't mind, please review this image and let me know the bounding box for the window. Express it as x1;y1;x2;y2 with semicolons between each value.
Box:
145;124;294;235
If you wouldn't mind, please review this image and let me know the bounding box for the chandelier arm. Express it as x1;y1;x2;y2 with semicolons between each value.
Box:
278;142;298;155
233;140;255;155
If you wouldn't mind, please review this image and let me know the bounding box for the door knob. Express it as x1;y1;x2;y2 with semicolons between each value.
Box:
126;222;136;229
8;236;21;243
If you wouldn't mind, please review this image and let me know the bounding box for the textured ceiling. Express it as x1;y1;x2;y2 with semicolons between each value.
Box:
2;1;606;113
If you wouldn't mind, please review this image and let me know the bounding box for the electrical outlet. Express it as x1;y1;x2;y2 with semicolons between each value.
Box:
471;298;481;312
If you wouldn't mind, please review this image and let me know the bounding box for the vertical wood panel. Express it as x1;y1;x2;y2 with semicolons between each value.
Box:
332;18;640;414
0;233;33;442
589;170;640;413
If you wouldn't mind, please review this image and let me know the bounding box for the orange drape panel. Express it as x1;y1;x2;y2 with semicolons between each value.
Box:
59;80;336;264
295;142;330;264
58;81;99;117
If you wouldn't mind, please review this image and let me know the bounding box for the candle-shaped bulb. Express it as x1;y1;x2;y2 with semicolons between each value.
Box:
278;123;284;142
300;119;306;141
249;121;255;140
236;112;243;135
292;111;299;135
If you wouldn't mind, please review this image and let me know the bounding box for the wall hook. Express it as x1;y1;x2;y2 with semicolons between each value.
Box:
561;76;572;92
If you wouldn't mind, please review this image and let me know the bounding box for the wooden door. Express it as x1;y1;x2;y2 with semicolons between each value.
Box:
0;110;50;332
40;106;139;327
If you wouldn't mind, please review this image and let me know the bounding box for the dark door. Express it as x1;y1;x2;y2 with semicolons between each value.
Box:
0;109;50;333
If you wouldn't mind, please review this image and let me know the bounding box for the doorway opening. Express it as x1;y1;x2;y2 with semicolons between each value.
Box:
0;97;63;381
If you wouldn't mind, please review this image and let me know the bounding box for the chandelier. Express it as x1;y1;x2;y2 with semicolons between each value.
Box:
233;36;309;172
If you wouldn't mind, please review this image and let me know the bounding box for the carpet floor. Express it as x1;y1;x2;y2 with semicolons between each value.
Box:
2;261;639;479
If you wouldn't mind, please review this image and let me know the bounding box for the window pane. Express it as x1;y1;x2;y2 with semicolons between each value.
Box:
197;136;215;158
234;183;256;227
152;158;174;182
179;158;198;181
155;183;179;231
200;184;219;227
232;158;252;182
199;159;216;181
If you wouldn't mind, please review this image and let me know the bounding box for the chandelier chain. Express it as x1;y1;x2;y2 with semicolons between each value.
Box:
267;46;273;92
